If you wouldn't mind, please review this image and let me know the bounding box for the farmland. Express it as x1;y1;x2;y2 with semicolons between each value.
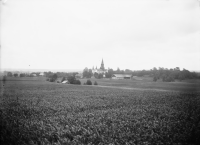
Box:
80;77;200;92
0;77;200;144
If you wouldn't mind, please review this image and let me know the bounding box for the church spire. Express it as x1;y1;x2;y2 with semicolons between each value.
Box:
101;59;104;65
100;58;105;70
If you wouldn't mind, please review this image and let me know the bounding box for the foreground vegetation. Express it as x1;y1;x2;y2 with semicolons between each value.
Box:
0;78;200;144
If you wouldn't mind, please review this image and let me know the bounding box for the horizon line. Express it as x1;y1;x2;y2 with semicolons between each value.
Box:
1;68;200;73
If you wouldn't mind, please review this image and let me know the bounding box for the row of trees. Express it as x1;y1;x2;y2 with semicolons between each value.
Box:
82;67;200;81
6;72;41;77
46;73;81;85
83;80;98;85
5;67;200;82
151;67;199;82
46;73;58;82
62;76;81;85
45;71;78;78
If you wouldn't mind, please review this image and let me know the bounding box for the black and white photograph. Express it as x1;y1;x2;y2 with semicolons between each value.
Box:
0;0;200;144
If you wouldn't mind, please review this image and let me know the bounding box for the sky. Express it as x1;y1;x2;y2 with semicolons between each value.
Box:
1;0;200;72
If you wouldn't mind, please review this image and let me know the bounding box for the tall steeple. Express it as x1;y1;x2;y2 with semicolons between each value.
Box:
100;58;105;70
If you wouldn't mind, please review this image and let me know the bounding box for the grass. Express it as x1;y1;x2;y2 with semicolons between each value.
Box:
80;77;200;92
0;77;200;144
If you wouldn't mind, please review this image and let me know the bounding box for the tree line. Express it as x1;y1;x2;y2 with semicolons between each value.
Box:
6;72;40;77
45;72;81;85
150;67;199;82
82;67;200;81
4;67;200;83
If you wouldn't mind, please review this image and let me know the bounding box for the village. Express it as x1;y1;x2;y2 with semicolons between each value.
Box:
2;59;133;80
2;58;199;84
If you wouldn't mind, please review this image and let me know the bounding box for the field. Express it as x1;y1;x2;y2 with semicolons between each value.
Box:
0;77;200;144
80;77;200;92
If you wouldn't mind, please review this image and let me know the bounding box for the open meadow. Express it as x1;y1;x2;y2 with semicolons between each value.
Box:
0;77;200;144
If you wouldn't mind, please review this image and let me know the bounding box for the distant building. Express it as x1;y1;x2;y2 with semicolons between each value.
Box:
32;74;37;77
39;72;44;76
62;80;69;84
92;59;108;74
112;74;132;79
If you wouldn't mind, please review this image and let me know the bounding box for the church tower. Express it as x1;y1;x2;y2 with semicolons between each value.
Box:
100;59;105;70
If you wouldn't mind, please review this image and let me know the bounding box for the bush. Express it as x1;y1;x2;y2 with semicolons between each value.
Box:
94;81;98;85
153;76;157;82
73;80;81;85
46;78;49;81
14;73;18;77
3;76;6;84
86;80;92;85
49;78;54;82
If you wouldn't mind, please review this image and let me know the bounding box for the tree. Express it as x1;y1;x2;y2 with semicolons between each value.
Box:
3;76;6;85
94;72;99;79
67;76;76;84
73;80;81;85
52;74;58;82
178;74;184;81
105;72;109;78
94;81;98;85
14;73;18;77
106;69;114;78
162;74;167;82
61;77;66;82
86;80;92;85
153;76;157;82
83;67;92;78
47;73;58;82
116;68;121;74
138;71;144;77
166;75;175;82
98;73;103;79
45;71;53;78
72;72;78;77
20;73;25;77
7;72;12;77
49;78;54;82
125;69;132;74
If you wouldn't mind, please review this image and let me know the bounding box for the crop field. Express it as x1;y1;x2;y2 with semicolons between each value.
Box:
0;77;200;144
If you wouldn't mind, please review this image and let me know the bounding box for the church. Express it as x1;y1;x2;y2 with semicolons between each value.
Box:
92;59;108;74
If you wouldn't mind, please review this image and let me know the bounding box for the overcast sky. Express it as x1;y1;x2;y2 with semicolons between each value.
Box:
1;0;200;72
